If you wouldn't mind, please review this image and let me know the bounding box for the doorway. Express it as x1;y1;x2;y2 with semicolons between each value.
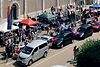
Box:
12;3;18;19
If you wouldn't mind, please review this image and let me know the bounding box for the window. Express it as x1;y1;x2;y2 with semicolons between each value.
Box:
41;37;48;40
39;43;47;49
39;44;44;49
34;47;38;53
44;43;47;46
77;28;86;32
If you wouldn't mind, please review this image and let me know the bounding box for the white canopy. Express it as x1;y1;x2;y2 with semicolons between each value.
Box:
0;22;19;32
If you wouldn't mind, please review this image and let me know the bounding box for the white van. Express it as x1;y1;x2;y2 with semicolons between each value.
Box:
16;39;49;66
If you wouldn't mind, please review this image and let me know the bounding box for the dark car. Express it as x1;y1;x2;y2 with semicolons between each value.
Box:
92;22;100;32
52;31;73;48
75;24;93;40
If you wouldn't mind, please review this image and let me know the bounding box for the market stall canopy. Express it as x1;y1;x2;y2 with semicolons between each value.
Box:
0;22;19;32
38;12;56;20
90;4;100;9
20;18;39;26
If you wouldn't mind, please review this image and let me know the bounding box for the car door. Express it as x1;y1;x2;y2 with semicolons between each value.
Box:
39;43;48;58
63;34;70;44
84;28;89;37
86;27;92;37
32;47;39;61
68;33;73;43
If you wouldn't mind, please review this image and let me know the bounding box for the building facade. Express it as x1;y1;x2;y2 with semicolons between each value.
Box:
0;0;71;24
75;0;95;6
0;0;95;24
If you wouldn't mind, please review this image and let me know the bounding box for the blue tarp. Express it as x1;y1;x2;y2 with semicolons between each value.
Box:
90;4;100;8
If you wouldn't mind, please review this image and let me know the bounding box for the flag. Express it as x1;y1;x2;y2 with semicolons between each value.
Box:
7;5;13;30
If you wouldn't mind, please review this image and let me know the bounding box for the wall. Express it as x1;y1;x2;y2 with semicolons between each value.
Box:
26;0;42;14
2;0;23;19
45;0;57;9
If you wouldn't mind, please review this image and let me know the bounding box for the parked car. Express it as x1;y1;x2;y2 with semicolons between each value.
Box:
39;35;53;47
91;22;100;32
75;24;93;40
52;31;73;48
17;39;49;66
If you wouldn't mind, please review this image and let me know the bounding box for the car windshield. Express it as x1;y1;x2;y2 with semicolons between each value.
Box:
22;46;33;54
77;28;86;32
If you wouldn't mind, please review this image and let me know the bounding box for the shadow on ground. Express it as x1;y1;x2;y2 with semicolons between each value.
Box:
67;59;77;67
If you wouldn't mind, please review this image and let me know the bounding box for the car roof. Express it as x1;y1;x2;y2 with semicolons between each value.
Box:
41;35;53;39
27;39;47;48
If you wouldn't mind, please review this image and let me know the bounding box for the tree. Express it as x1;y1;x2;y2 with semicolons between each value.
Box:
76;40;100;67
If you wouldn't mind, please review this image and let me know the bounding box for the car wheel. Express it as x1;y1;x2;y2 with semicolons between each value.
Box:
28;59;33;66
43;52;47;58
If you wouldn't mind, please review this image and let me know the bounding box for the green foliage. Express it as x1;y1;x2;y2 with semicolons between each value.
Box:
76;39;100;67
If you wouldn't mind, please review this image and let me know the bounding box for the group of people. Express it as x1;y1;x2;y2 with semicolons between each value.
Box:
1;4;100;60
3;26;39;58
81;8;99;25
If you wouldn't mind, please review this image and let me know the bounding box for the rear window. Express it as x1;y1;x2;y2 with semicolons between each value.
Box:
77;28;86;32
41;37;48;40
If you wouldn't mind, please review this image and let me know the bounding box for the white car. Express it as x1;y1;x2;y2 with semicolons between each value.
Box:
39;35;53;47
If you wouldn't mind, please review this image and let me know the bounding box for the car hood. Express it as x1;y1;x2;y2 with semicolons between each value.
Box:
19;52;30;59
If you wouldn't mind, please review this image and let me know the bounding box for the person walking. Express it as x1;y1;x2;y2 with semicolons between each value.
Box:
5;39;13;62
73;46;79;60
